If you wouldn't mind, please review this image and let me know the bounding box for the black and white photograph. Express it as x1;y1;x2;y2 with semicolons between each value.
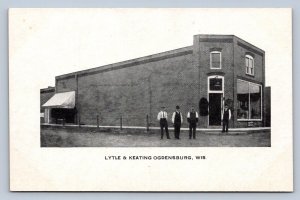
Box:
40;33;271;147
9;8;292;191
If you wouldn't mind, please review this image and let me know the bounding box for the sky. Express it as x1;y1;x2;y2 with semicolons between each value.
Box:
10;8;291;89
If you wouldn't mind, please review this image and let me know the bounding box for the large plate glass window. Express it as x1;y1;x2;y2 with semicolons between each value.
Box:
237;79;262;120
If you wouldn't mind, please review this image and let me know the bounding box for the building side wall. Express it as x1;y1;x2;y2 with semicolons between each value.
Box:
74;53;198;127
234;45;264;82
233;39;265;127
56;76;77;93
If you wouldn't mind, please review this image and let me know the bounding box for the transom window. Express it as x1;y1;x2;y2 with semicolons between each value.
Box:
245;55;254;76
208;75;224;93
209;77;223;91
210;51;222;69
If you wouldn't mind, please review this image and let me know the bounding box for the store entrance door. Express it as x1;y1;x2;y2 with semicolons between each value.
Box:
209;93;222;126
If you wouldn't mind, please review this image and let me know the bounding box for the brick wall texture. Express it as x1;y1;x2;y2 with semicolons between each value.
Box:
52;35;267;128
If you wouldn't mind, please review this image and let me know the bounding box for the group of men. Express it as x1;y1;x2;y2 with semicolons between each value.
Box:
157;105;232;140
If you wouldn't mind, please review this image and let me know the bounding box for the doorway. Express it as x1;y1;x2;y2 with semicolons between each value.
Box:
209;93;222;126
207;75;224;126
51;108;76;124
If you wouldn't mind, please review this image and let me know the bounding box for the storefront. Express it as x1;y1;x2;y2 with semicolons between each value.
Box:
40;34;270;128
42;91;76;124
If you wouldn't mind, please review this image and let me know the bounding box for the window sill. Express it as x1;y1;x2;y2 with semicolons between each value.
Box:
237;119;262;122
245;73;255;77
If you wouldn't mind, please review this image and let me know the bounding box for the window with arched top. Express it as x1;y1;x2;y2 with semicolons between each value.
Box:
245;55;254;76
210;51;222;69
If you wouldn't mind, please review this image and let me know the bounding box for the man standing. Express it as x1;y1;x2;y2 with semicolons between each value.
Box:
157;106;170;139
222;104;232;133
172;105;183;139
187;106;199;139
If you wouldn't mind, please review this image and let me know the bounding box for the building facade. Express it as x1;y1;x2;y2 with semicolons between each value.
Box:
42;34;270;128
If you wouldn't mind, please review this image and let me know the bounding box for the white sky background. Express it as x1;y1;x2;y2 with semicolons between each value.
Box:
10;8;291;88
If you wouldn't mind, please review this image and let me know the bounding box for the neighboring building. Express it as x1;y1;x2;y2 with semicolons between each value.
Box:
41;34;271;128
264;86;271;127
40;86;55;123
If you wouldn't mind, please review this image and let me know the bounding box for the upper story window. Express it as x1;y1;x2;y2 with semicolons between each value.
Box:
245;55;254;76
210;51;222;69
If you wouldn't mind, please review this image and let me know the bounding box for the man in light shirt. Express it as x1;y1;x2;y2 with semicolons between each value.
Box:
157;106;170;139
187;106;199;139
172;105;183;139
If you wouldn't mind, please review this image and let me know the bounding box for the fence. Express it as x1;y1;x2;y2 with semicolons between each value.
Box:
59;113;152;131
44;112;197;131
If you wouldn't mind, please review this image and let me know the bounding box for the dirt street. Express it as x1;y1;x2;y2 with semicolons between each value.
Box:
41;127;271;147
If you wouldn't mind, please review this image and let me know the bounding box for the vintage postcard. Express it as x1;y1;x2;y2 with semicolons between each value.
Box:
9;8;293;191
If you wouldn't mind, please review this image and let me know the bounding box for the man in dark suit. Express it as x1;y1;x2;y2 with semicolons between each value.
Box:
187;106;199;139
222;104;232;133
172;105;183;139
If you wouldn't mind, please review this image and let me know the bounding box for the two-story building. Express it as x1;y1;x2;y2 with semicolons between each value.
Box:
41;34;270;128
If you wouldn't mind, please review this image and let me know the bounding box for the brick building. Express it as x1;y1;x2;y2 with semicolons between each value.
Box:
40;86;55;123
41;34;270;128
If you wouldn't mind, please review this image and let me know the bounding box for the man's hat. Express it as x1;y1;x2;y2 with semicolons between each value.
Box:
176;105;180;109
161;106;166;108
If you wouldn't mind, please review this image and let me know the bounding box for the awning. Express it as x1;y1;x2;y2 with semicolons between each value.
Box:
42;91;75;109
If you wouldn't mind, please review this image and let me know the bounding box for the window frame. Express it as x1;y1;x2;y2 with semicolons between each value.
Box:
207;75;224;93
245;55;255;76
210;51;222;69
237;79;262;121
